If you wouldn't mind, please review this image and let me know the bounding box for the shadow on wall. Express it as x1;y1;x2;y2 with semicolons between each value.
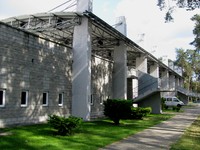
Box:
91;56;113;117
0;22;72;127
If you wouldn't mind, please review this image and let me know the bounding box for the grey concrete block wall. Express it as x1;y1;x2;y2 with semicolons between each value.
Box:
137;92;162;114
0;22;72;127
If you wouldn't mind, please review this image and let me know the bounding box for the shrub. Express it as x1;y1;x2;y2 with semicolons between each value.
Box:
48;115;82;136
104;99;133;125
130;107;152;119
172;106;181;112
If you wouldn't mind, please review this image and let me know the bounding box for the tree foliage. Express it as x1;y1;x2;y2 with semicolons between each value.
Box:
175;14;200;92
104;99;132;125
175;48;200;91
191;14;200;51
157;0;200;22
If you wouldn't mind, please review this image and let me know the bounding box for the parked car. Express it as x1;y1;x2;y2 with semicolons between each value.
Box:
163;96;185;108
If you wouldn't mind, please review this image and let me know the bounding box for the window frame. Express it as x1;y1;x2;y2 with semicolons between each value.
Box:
58;93;64;106
42;92;49;106
21;91;29;107
0;89;6;107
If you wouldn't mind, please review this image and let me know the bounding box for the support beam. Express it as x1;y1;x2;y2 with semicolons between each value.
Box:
149;63;159;78
115;16;127;36
72;0;93;120
112;41;127;99
136;54;147;73
169;74;175;90
76;0;93;12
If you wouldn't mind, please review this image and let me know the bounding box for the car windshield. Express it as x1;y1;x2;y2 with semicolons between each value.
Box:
173;98;179;102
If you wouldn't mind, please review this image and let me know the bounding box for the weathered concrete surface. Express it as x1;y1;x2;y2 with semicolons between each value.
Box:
100;104;200;150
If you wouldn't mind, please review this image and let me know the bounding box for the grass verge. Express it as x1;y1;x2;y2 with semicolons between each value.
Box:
170;115;200;150
0;114;173;150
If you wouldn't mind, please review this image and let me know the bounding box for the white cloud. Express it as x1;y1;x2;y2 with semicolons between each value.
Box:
0;0;199;61
114;0;199;60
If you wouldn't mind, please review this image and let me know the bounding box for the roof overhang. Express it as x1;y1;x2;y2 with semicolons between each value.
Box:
1;11;182;77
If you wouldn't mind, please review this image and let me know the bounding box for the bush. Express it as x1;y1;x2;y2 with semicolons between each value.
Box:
104;99;133;125
130;107;152;119
172;106;181;112
48;115;82;136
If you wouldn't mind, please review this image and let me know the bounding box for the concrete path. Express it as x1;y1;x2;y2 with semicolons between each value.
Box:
100;104;200;150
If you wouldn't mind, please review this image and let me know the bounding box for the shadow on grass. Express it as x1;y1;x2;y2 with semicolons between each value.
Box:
0;114;174;150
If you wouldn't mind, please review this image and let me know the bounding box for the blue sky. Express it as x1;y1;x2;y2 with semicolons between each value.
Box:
0;0;199;60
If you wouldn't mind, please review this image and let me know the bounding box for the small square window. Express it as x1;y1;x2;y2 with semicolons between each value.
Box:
0;90;5;107
58;93;63;106
43;92;48;106
21;91;28;107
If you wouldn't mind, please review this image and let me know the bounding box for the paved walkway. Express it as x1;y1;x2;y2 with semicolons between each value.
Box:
100;104;200;150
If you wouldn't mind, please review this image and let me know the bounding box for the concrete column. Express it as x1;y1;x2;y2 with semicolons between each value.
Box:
175;77;179;88
160;69;169;90
115;16;127;36
169;74;175;90
76;0;93;12
112;41;127;99
149;63;159;78
136;54;147;73
72;0;93;120
168;60;174;70
180;78;184;87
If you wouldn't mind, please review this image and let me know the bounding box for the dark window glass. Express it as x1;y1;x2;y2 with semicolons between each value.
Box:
21;92;26;105
59;93;63;105
43;93;47;105
0;91;3;105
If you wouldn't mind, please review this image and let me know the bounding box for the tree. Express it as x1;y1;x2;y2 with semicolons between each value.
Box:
158;0;200;10
175;48;193;90
191;14;200;86
157;0;200;22
191;14;200;51
175;48;200;92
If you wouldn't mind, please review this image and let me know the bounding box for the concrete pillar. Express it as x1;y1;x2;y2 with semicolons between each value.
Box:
112;16;127;99
161;69;169;90
168;60;174;70
112;41;127;99
136;54;147;73
175;77;179;88
76;0;93;12
149;63;159;78
127;67;138;99
115;16;127;36
72;0;93;120
169;73;175;90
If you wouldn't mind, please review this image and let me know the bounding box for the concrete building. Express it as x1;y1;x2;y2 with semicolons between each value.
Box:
0;0;198;127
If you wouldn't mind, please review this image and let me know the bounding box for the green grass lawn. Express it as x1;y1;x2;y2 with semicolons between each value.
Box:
170;115;200;150
0;114;173;150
